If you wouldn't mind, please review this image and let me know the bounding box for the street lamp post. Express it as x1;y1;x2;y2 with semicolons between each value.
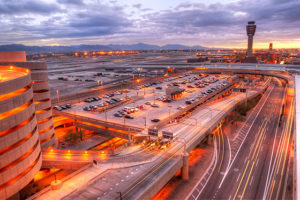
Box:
177;137;187;154
56;89;60;104
143;117;147;129
245;90;248;107
207;107;213;120
105;108;107;122
117;192;122;200
190;117;198;126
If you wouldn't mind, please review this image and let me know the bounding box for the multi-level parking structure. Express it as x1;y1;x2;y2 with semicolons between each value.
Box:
0;62;55;149
0;66;42;199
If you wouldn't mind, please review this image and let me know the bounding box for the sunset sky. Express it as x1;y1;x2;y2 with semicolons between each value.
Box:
0;0;299;48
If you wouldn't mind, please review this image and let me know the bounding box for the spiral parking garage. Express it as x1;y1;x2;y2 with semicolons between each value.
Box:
0;66;42;199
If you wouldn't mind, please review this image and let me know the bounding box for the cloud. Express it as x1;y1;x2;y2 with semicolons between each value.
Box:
57;0;84;5
0;0;299;47
133;3;142;9
0;0;62;15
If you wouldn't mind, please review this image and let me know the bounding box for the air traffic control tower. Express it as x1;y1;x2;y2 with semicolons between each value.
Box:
243;21;257;63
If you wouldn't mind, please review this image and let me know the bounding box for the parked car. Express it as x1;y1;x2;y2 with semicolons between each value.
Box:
114;113;123;117
125;114;134;119
65;104;72;109
145;101;151;105
84;98;93;103
60;105;67;110
83;107;91;111
53;106;63;111
151;118;160;122
185;100;192;105
151;104;159;108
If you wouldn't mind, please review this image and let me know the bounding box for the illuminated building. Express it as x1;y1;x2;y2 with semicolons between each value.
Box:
0;52;55;148
243;21;257;63
0;66;42;199
246;21;256;57
269;43;273;51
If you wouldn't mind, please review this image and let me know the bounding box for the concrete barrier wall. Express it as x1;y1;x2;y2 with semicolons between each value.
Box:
0;62;55;149
0;66;42;199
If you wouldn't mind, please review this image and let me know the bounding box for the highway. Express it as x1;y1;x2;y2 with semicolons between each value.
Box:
35;87;261;200
191;82;293;200
107;89;262;200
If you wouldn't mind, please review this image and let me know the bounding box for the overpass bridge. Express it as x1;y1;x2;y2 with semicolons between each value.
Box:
31;64;298;200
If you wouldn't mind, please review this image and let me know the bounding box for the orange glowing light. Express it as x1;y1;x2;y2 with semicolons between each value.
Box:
74;52;79;56
10;66;13;70
84;151;88;154
137;79;140;83
84;52;88;56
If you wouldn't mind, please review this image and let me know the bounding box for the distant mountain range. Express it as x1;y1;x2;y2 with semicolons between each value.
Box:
0;43;207;54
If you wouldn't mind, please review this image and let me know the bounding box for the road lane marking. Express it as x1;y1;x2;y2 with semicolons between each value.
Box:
233;160;250;200
237;173;241;181
218;86;274;189
256;158;260;167
266;98;293;200
233;118;268;200
250;176;254;186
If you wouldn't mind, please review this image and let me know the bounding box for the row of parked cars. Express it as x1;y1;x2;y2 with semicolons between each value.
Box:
83;97;122;111
113;106;143;118
185;79;229;104
84;96;102;103
54;104;72;111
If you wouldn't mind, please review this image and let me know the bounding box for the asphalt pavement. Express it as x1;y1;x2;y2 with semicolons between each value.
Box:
193;83;290;200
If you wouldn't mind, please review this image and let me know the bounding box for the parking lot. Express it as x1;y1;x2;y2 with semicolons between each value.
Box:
55;73;232;129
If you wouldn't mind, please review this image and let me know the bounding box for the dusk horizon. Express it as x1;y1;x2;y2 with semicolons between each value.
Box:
1;0;300;48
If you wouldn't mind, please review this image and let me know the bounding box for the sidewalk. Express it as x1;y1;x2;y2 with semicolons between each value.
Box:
30;158;155;200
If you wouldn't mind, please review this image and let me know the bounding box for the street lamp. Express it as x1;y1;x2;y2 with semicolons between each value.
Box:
207;107;213;120
176;137;187;154
189;117;198;126
117;192;122;200
104;108;107;122
56;89;60;104
143;116;147;129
